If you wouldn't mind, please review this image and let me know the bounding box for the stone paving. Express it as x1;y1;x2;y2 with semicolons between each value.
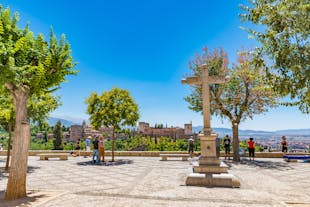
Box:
1;156;310;207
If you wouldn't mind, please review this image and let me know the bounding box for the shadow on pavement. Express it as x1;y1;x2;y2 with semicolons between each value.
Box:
224;159;293;170
0;166;40;180
76;159;133;166
0;190;50;207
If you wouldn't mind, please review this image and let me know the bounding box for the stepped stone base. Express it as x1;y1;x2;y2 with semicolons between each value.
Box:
186;172;240;188
194;162;228;174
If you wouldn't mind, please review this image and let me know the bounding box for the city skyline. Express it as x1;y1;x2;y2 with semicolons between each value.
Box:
2;0;309;131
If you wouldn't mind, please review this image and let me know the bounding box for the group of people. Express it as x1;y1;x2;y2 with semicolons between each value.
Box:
188;135;289;161
72;135;105;164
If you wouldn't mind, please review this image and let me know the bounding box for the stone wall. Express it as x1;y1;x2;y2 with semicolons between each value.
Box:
0;150;309;158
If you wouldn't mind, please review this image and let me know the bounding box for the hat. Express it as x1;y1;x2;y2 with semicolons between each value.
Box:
87;135;92;139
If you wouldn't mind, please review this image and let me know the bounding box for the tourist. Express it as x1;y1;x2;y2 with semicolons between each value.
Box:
247;137;255;161
75;138;81;156
223;135;231;160
281;136;288;154
188;136;194;157
86;136;91;152
92;136;99;164
99;137;105;162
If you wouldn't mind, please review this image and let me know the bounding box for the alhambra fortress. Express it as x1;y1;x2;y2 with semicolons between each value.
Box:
56;121;194;141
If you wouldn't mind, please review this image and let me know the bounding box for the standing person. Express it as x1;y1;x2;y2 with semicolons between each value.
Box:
92;136;99;164
281;136;288;154
99;137;105;162
247;137;255;161
86;136;91;152
188;136;194;157
223;135;231;160
75;139;81;156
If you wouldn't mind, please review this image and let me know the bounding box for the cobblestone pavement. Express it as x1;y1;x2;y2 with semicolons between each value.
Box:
1;156;310;207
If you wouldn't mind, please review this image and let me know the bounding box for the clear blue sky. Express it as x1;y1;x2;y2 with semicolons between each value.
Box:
2;0;309;131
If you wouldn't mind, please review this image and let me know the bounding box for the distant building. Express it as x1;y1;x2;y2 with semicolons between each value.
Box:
138;122;193;139
69;122;114;141
70;125;83;141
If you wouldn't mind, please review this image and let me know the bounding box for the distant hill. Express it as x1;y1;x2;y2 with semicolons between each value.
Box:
192;126;310;137
48;117;77;127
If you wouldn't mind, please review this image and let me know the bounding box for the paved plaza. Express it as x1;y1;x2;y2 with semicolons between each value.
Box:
1;156;310;207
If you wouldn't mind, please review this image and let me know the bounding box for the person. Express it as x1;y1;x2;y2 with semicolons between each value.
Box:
223;135;231;160
281;136;288;154
99;137;105;162
188;136;194;157
247;137;255;161
0;143;3;151
92;136;99;164
86;136;91;152
75;139;81;156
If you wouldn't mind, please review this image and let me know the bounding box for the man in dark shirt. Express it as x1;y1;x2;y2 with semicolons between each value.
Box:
92;136;99;164
223;135;231;160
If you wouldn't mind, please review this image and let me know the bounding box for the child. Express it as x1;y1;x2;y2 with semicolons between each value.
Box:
247;137;255;161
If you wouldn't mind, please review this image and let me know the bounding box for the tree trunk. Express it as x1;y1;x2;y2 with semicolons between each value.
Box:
112;130;115;162
232;123;240;162
5;88;30;200
5;123;13;171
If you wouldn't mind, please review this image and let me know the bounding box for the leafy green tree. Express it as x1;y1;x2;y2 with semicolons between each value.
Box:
86;87;140;162
0;6;76;200
53;120;63;150
184;48;277;161
240;0;310;113
0;86;14;171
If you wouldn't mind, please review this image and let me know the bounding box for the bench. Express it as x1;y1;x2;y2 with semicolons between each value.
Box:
283;155;310;163
159;154;190;161
39;153;68;160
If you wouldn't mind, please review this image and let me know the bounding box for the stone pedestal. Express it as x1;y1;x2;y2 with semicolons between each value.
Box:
186;133;240;188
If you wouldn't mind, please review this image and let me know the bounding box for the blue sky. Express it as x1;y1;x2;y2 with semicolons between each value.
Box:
2;0;309;130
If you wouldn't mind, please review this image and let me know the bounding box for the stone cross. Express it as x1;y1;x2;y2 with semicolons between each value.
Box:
182;64;228;135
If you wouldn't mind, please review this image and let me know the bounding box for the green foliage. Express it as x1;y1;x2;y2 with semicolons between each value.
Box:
28;93;60;126
52;120;63;150
63;142;75;150
86;87;140;131
0;5;77;94
103;135;200;151
240;0;310;113
185;48;278;124
29;137;53;150
86;87;140;161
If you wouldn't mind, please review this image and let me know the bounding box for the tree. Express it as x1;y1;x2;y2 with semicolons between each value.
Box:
184;48;277;161
53;120;63;150
0;6;76;200
0;85;60;171
0;86;14;171
240;0;310;113
86;87;140;162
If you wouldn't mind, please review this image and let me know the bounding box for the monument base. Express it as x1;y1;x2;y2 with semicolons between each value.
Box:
194;161;228;174
186;172;240;188
185;133;240;188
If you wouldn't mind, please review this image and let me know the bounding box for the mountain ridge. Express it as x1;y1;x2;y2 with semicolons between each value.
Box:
48;117;310;136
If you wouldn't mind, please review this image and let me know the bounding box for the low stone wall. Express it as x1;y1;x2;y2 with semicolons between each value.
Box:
0;150;309;158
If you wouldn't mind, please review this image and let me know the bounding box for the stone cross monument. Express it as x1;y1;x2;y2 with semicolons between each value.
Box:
182;64;227;135
182;64;240;188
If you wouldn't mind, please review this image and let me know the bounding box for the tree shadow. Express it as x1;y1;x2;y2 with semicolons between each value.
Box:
224;159;293;170
0;166;40;180
0;190;49;207
76;159;133;166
